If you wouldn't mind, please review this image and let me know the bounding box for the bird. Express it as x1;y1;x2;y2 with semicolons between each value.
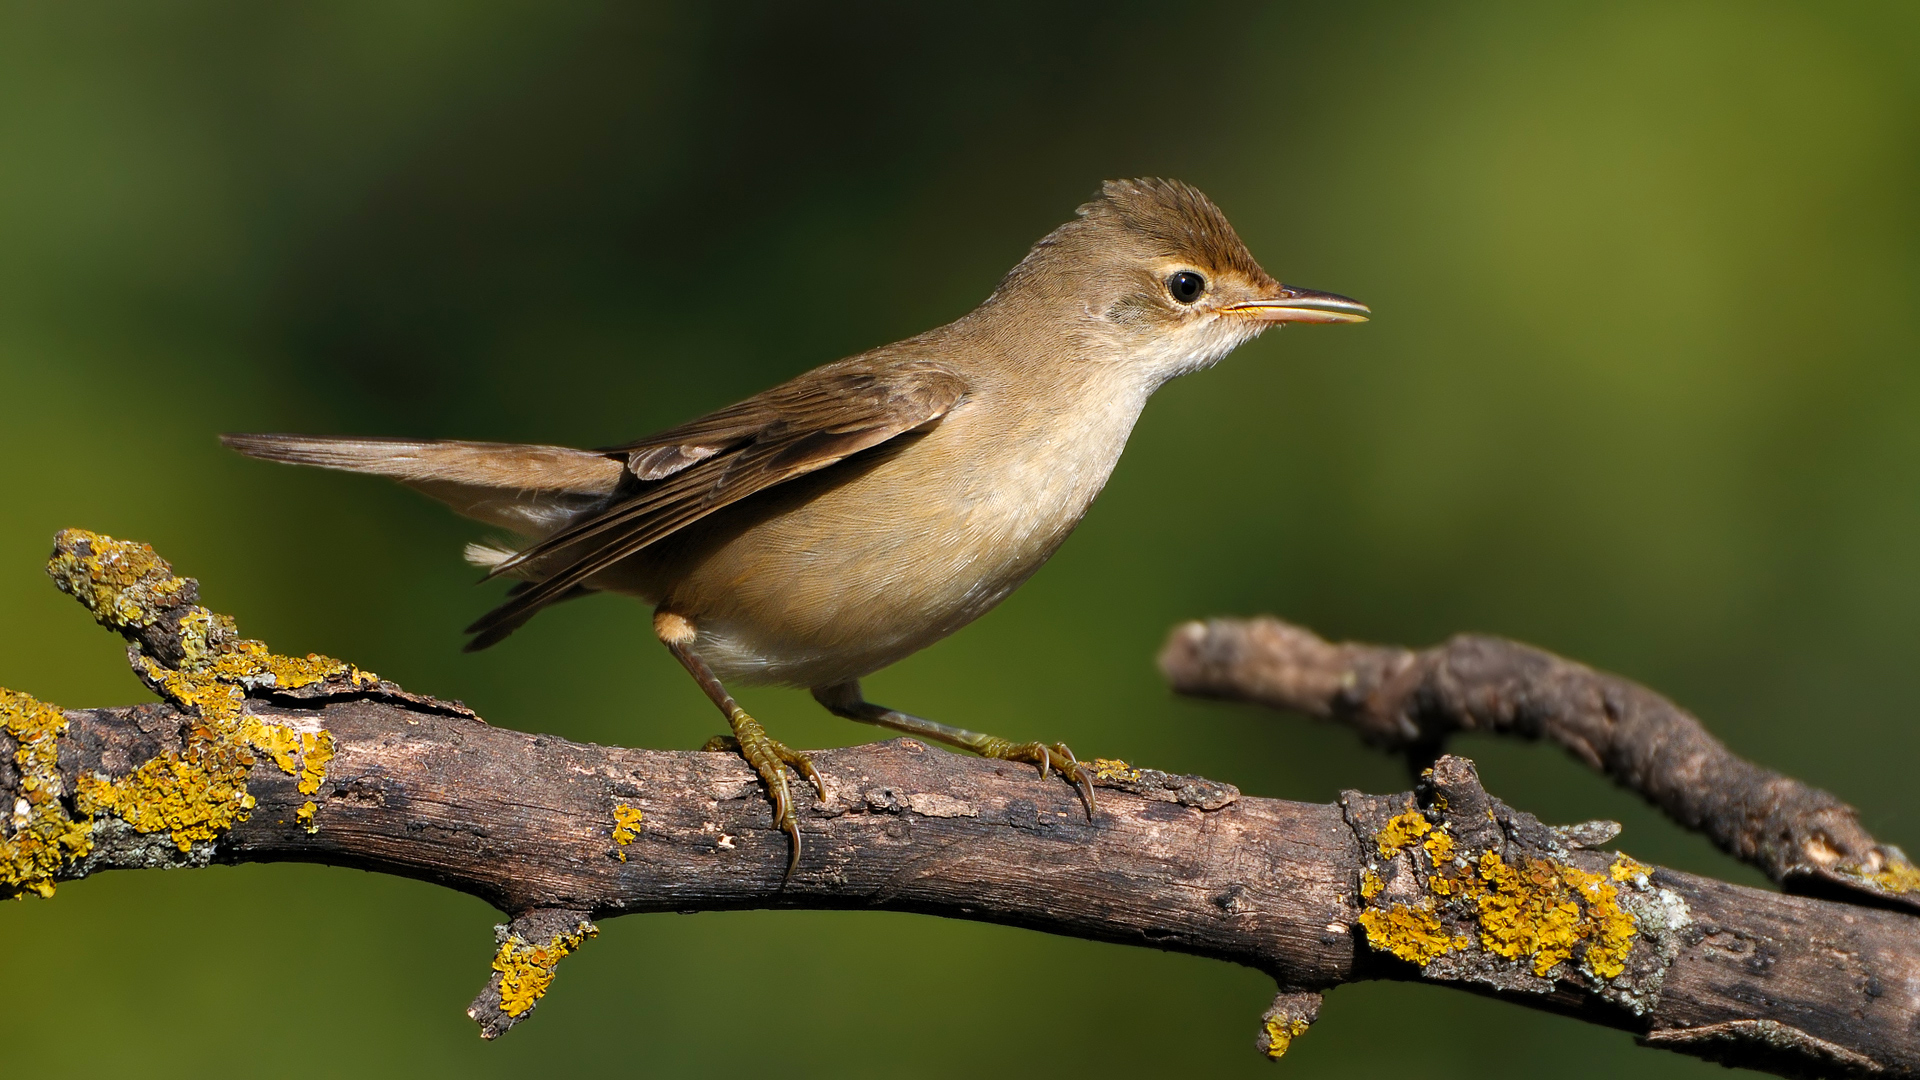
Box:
223;178;1368;879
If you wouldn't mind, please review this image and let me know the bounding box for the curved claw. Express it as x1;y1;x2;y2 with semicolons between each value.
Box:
781;813;801;885
721;711;815;889
781;746;829;803
1053;743;1096;821
761;765;802;889
978;739;1097;821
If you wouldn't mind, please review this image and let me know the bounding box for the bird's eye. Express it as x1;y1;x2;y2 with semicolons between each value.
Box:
1167;270;1206;304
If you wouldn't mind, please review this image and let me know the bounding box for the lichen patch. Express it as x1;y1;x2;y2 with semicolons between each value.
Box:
1375;809;1432;858
45;530;188;630
1838;856;1920;896
612;803;643;860
0;689;94;898
1346;763;1685;1009
13;529;352;870
1261;1015;1309;1060
493;923;597;1018
1356;898;1470;965
1356;818;1646;981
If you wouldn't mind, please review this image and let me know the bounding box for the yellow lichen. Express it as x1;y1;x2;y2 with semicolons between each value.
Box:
1262;1016;1310;1060
44;530;188;630
1841;857;1920;896
1375;809;1432;857
1472;850;1588;975
0;689;95;898
37;530;348;856
1610;855;1652;883
1583;864;1640;979
612;803;643;861
1089;758;1142;783
1358;814;1645;981
1355;899;1470;965
74;734;257;852
493;924;597;1018
66;656;341;852
295;801;317;833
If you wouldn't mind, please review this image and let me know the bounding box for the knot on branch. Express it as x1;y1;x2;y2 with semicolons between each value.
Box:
1344;755;1690;1015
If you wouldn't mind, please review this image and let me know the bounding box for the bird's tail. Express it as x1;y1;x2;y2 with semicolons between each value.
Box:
220;433;625;536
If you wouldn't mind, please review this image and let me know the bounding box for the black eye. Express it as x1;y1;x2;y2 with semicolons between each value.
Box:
1167;270;1206;304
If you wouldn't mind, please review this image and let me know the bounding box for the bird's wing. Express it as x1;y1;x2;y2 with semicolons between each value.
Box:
463;360;970;650
218;434;626;534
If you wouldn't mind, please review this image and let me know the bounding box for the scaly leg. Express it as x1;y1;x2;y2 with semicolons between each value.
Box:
655;611;825;883
812;680;1094;819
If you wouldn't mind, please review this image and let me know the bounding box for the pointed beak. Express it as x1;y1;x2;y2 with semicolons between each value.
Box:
1222;286;1370;324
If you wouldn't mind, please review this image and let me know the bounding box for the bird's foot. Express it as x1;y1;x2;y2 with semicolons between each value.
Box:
705;711;826;884
975;737;1095;820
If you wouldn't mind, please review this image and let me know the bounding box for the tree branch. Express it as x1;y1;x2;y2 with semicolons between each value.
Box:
1159;617;1920;914
4;531;1917;1078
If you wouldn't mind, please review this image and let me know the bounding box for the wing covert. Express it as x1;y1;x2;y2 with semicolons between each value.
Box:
464;361;967;649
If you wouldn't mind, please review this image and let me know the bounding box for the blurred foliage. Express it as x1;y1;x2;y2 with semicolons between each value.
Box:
2;2;1917;1077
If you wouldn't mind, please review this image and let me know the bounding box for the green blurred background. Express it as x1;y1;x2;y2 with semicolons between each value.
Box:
3;2;1916;1076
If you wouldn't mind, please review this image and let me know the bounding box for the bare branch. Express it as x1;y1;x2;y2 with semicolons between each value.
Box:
1160;617;1920;913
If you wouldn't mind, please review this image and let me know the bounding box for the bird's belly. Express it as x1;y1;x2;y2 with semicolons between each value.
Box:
598;395;1139;688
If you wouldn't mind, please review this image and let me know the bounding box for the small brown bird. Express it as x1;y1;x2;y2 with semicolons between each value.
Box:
224;178;1367;876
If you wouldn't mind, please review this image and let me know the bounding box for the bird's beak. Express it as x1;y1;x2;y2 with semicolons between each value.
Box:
1222;286;1370;324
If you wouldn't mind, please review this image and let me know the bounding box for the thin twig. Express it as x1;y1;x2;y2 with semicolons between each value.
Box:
1160;617;1920;913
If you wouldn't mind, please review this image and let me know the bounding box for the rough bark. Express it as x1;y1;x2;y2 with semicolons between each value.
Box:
1159;617;1920;914
3;531;1916;1078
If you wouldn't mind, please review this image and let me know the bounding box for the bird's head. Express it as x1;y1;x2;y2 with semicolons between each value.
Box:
988;178;1368;384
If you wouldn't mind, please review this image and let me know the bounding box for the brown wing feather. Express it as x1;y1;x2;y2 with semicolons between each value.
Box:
463;360;968;650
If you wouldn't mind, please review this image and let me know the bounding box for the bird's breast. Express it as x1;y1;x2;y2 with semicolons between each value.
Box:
627;371;1151;687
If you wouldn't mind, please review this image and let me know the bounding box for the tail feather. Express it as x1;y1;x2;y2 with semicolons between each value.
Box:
221;433;625;534
224;433;629;647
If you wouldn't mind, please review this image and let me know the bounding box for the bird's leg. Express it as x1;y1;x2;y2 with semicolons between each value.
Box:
655;611;824;883
812;681;1094;819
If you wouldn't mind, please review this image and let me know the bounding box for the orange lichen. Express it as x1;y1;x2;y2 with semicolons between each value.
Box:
1089;758;1142;783
1423;827;1456;865
1360;870;1383;900
296;801;318;833
493;923;597;1018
